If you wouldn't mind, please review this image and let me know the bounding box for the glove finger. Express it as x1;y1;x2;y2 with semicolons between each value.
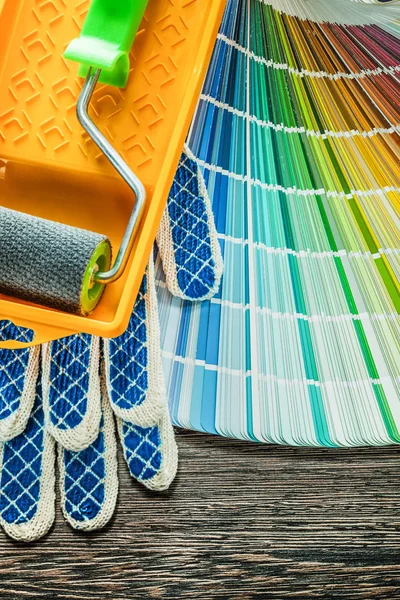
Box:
0;377;56;542
104;257;164;427
0;343;39;442
118;404;178;492
0;321;35;345
42;334;102;452
156;144;223;301
59;378;118;532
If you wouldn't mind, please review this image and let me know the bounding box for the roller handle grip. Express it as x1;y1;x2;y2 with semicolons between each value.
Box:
64;0;150;88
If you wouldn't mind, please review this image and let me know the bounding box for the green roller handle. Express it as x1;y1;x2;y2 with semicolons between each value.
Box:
64;0;150;88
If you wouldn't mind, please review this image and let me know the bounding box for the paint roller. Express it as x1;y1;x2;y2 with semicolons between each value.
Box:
0;0;149;316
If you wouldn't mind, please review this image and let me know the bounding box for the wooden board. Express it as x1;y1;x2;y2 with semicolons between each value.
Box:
0;431;399;599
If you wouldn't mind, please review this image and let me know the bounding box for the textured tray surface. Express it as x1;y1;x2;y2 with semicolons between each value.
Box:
0;0;225;347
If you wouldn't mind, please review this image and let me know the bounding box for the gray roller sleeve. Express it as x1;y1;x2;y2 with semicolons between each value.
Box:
0;207;111;315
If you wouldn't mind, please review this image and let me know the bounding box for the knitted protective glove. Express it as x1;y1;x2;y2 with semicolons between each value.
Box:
0;148;222;541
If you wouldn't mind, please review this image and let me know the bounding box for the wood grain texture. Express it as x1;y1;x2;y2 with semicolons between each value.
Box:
0;430;399;599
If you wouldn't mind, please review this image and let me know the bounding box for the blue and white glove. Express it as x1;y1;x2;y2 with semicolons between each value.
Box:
0;148;223;541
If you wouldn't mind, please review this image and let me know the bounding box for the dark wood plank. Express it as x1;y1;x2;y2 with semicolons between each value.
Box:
0;430;399;599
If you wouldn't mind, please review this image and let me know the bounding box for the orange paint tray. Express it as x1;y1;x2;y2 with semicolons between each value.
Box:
0;0;225;349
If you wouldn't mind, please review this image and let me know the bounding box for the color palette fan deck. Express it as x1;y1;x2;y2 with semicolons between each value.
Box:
157;0;400;447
